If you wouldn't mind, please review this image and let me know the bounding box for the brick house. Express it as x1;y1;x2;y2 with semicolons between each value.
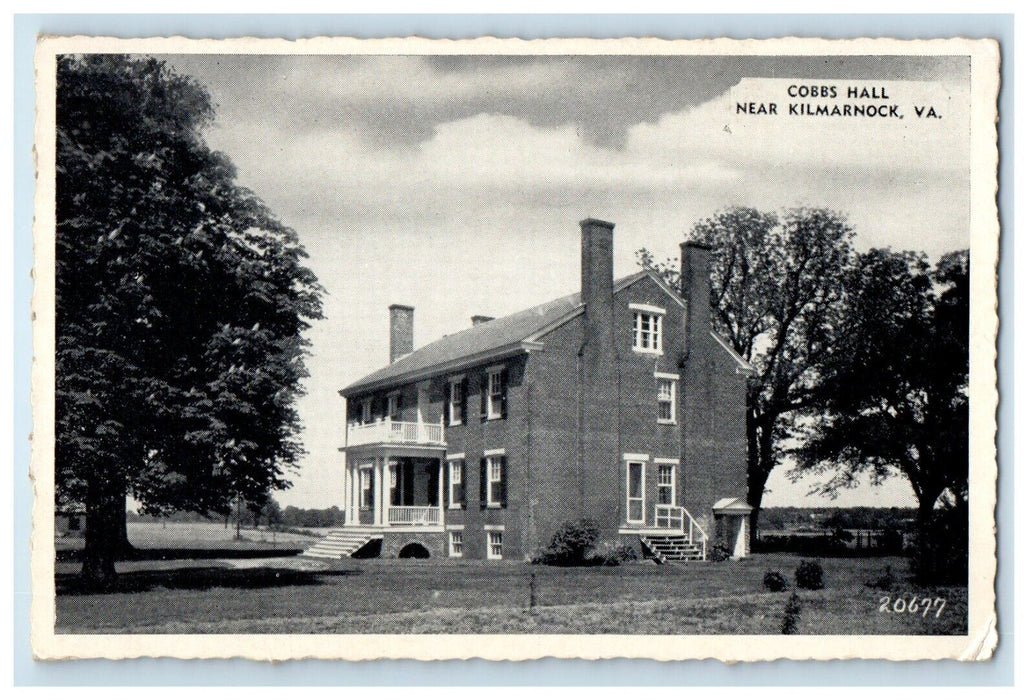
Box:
304;219;756;563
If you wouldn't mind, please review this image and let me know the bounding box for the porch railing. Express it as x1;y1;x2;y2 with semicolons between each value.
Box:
387;505;442;526
655;504;710;558
347;419;446;447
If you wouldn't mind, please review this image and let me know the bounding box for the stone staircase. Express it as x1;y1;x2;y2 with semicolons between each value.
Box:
302;527;383;559
641;533;705;563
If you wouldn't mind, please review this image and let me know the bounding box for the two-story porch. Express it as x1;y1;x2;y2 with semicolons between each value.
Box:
305;419;450;560
341;419;448;530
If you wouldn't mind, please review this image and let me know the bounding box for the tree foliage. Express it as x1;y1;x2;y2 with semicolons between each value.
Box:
56;55;323;586
790;248;969;579
637;207;855;538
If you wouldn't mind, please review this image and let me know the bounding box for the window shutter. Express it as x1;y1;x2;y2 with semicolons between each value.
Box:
499;456;508;508
459;460;467;509
443;382;450;421
479;457;487;509
499;367;508;419
460;377;468;424
480;378;488;422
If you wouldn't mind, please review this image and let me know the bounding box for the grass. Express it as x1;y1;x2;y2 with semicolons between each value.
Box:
55;523;967;635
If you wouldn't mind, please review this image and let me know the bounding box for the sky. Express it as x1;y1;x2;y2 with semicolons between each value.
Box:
159;52;971;510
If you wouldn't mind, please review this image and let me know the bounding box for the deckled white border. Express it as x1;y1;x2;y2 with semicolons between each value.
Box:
30;35;1001;662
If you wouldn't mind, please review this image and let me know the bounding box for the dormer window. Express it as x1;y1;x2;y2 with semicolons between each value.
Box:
630;303;665;354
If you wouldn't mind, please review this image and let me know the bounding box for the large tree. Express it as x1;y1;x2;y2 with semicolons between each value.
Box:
56;55;323;587
637;207;854;540
791;248;969;579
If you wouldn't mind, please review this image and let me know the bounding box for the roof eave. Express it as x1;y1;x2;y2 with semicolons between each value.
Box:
339;340;543;397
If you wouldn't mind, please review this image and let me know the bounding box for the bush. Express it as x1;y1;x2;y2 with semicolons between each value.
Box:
864;564;896;591
795;559;825;590
587;541;638;566
710;543;732;562
533;519;601;566
781;592;802;634
763;571;788;592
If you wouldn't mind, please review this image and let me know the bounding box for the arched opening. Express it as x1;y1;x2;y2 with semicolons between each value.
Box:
398;542;431;559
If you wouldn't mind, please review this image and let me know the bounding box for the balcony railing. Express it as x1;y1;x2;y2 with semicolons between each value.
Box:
347;419;446;447
347;418;445;445
387;505;442;526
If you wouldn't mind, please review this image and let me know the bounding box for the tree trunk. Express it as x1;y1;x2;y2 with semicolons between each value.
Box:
106;490;134;557
746;413;776;546
912;486;940;584
81;474;124;589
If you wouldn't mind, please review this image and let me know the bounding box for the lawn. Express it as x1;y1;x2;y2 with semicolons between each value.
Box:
56;524;966;635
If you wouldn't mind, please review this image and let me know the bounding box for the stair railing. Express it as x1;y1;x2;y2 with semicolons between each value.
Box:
655;504;710;560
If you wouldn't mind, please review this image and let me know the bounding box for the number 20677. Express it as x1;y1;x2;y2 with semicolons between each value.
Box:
879;595;948;618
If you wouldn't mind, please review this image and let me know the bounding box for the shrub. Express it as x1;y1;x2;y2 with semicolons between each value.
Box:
781;592;802;634
763;571;788;592
710;543;732;562
533;519;601;566
864;564;896;591
795;559;825;590
588;541;638;566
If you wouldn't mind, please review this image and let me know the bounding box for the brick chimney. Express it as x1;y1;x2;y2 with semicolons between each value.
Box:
680;241;713;352
580;218;615;349
471;315;494;326
388;304;414;363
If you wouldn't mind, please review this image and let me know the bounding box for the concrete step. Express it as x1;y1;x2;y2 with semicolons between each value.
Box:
301;529;383;560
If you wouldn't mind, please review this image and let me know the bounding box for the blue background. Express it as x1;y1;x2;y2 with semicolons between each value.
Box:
12;13;1014;686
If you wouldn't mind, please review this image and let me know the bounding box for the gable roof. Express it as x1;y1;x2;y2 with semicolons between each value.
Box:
341;271;643;396
340;268;754;396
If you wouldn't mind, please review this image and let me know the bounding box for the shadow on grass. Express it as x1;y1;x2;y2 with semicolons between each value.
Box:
56;547;305;563
56;565;362;595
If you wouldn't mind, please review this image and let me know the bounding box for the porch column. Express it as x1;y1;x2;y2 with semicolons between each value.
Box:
349;463;358;523
343;459;352;524
373;458;382;526
437;459;445;511
381;457;392;525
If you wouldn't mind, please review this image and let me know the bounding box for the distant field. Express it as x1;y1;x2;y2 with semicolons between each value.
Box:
56;526;967;635
56;521;324;555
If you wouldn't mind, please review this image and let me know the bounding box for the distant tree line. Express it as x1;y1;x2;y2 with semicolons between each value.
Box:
758;506;916;532
125;500;345;529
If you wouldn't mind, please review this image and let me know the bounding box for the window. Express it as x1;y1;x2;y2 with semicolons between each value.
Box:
484;367;506;419
633;312;663;353
386;393;400;421
657;378;677;423
449;531;463;558
359;468;373;509
360;398;372;423
448;460;465;508
448;379;465;425
626;461;645;523
657;464;675;507
487;531;503;560
485;455;504;507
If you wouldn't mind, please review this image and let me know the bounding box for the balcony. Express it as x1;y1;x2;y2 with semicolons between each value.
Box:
347;419;446;448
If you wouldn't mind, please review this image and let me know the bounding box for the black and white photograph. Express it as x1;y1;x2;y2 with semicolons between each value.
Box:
31;36;1000;661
